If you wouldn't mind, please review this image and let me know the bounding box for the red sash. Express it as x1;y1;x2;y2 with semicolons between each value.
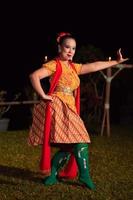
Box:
40;58;80;178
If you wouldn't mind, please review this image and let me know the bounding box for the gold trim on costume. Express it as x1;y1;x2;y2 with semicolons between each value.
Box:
55;86;73;95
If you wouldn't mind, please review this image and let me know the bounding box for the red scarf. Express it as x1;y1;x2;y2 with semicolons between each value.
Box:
40;58;80;178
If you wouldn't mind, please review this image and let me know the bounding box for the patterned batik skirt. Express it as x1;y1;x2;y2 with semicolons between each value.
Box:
28;96;90;145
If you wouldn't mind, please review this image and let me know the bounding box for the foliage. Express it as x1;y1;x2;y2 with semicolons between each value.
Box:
0;125;133;200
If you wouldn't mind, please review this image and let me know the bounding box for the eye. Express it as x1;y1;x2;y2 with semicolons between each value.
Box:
64;44;76;51
64;45;70;49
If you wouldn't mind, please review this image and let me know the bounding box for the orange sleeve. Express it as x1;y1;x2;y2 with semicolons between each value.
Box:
42;60;56;75
73;63;82;74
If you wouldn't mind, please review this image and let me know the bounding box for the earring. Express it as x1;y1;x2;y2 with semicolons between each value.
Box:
58;48;61;53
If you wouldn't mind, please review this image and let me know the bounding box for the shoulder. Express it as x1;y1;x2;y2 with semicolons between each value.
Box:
42;60;57;73
72;62;82;74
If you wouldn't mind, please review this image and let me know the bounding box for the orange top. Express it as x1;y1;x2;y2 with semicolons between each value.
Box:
43;60;82;112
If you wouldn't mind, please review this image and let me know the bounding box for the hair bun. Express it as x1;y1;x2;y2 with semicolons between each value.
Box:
57;32;71;43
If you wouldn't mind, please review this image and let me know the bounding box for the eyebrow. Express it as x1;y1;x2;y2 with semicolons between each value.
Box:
64;44;76;48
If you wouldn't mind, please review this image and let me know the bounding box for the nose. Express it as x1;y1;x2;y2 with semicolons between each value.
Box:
69;48;73;53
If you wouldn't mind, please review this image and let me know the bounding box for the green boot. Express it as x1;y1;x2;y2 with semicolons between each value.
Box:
42;151;70;185
73;143;95;190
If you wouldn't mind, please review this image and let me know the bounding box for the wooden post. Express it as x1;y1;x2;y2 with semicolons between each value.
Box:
100;63;133;136
101;67;112;136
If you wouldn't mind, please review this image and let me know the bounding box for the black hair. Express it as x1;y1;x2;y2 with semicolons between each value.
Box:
57;33;76;45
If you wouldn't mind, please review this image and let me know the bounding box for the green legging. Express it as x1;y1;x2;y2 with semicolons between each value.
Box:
42;150;70;185
73;143;95;189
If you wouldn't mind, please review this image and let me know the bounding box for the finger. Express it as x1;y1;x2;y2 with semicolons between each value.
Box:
42;97;52;101
117;48;121;55
124;58;129;61
118;48;121;53
47;97;53;101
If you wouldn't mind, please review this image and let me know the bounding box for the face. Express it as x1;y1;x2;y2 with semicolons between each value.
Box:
59;38;76;61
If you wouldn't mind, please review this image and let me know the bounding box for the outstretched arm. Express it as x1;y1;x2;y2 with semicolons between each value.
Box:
29;67;53;101
80;48;129;75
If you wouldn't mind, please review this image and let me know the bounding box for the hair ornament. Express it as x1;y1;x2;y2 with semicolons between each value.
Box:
57;32;71;43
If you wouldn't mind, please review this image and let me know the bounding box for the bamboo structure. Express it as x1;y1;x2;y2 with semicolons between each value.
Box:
0;100;39;106
100;63;133;136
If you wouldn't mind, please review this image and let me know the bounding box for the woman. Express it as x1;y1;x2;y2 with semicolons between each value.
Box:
28;32;128;189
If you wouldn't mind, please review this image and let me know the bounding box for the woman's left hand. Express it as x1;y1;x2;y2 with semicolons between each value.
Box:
117;48;129;63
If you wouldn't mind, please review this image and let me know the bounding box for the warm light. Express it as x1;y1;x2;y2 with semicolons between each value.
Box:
44;56;48;62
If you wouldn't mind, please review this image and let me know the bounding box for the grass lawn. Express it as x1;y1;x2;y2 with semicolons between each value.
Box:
0;125;133;200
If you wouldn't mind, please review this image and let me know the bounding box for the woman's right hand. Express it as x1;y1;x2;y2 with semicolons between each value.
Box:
42;94;53;101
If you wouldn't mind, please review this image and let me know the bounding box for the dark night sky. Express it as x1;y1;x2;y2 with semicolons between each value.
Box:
1;1;133;92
